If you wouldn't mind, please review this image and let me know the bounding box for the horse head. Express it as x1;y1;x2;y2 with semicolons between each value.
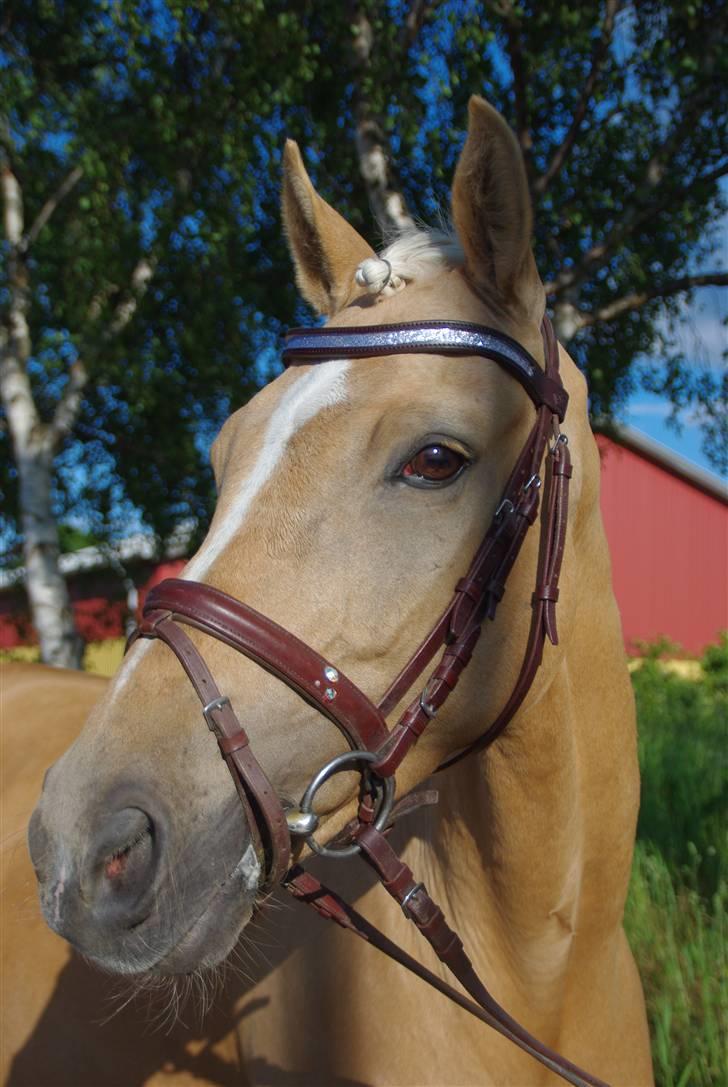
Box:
30;99;601;982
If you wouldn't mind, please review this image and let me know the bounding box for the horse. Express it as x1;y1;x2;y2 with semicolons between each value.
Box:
27;97;654;1086
1;662;241;1086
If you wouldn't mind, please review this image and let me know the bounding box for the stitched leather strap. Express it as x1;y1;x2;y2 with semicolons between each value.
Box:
438;429;572;770
131;614;291;884
283;320;569;420
143;580;390;753
285;841;608;1087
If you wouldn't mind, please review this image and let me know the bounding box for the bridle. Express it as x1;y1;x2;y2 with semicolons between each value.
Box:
132;316;609;1087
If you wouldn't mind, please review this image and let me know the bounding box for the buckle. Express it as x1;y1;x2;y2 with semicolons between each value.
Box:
202;695;231;731
550;431;569;455
495;498;514;520
419;683;437;720
400;881;426;920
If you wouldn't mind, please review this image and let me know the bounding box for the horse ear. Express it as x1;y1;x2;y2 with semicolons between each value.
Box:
282;140;375;316
451;97;544;322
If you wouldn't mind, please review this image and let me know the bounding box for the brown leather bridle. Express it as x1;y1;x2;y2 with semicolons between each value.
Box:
132;316;610;1087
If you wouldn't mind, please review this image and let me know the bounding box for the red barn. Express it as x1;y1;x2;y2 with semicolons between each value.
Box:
1;429;726;660
0;530;189;650
596;426;727;656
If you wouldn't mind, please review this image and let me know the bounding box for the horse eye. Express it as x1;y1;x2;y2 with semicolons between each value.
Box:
401;444;467;486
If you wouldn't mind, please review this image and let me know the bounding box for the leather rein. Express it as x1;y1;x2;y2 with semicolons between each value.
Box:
132;316;609;1087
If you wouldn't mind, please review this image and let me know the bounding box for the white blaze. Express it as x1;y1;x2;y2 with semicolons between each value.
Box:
108;361;349;703
185;359;350;579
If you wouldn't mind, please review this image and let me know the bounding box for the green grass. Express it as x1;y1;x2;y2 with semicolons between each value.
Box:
624;635;728;1087
626;843;726;1087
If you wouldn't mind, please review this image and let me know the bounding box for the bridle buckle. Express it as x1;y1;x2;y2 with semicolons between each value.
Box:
400;881;426;920
202;694;232;730
495;498;514;521
419;689;437;720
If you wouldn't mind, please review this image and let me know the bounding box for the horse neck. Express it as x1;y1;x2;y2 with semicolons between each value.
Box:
404;419;639;1001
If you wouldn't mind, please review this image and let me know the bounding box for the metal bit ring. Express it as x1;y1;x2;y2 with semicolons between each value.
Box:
294;750;395;859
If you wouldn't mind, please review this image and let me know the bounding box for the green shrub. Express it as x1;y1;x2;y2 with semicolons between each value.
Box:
625;843;726;1087
625;636;728;1086
632;635;727;896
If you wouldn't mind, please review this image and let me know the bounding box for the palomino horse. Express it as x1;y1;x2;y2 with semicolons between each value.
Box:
28;98;653;1085
1;663;240;1086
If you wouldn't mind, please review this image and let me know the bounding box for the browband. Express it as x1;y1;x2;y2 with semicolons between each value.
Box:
283;319;568;420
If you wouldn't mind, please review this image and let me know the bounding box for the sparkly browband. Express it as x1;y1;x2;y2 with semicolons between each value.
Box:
282;319;568;420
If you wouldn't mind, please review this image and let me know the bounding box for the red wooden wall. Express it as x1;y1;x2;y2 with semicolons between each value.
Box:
0;560;186;648
596;434;727;655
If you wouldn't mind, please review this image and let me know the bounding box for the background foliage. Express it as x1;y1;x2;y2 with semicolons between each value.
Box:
626;635;727;1087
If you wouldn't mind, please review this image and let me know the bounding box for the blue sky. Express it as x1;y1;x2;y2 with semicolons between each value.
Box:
624;279;726;477
626;390;718;470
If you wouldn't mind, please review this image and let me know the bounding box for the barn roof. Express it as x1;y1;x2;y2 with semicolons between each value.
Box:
0;521;194;591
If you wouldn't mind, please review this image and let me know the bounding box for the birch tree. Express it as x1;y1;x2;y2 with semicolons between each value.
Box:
0;0;318;665
1;159;151;666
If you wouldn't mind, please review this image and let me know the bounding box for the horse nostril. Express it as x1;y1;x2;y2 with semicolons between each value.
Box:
103;821;152;884
91;808;156;923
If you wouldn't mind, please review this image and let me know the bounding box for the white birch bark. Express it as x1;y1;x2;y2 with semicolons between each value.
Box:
551;296;584;343
350;7;416;236
2;156;153;668
1;164;83;667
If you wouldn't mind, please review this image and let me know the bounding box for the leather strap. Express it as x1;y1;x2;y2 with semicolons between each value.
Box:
438;427;572;770
283;320;569;420
143;579;390;753
285;844;608;1087
131;614;291;884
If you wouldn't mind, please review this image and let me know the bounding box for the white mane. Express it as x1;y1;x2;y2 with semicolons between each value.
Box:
355;227;463;297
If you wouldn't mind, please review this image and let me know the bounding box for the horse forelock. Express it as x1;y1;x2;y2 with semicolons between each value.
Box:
356;226;464;298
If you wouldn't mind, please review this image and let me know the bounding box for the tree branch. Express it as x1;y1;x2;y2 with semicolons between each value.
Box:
400;0;435;50
533;0;621;198
569;272;728;330
2;162;24;248
23;165;84;252
495;1;533;168
544;158;728;299
1;164;37;450
348;4;416;235
105;255;156;339
691;160;728;190
49;358;88;447
46;256;156;447
49;256;156;446
551;36;724;296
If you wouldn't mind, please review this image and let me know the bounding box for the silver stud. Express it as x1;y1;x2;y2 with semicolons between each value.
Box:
324;666;339;683
324;687;337;701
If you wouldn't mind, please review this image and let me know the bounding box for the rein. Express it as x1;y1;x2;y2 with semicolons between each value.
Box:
132;316;609;1087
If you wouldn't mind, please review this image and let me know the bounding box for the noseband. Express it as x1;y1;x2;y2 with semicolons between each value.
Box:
132;316;609;1087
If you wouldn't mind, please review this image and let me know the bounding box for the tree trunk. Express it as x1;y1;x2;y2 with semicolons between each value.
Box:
551;295;583;343
1;162;83;669
349;6;416;236
17;444;83;668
